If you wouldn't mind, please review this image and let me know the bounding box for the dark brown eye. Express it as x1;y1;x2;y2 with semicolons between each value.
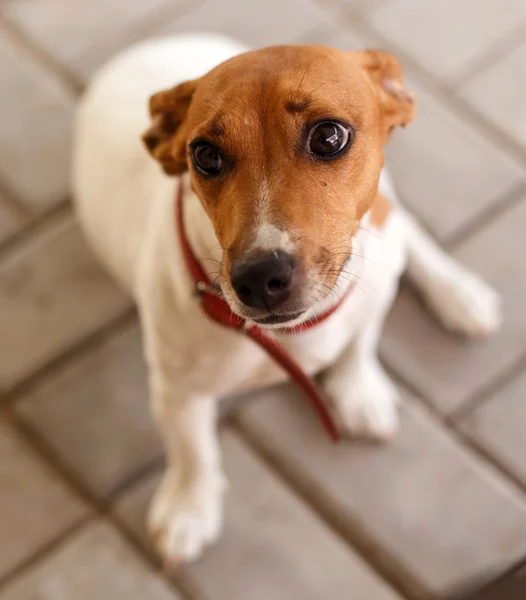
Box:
309;122;351;157
192;143;223;175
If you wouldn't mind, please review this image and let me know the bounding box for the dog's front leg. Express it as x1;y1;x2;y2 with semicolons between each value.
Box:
136;253;226;564
138;291;226;564
323;286;400;441
147;383;226;564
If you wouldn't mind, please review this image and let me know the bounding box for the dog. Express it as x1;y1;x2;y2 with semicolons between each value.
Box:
72;33;502;563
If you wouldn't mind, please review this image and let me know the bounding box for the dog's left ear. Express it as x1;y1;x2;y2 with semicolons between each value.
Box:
142;78;199;175
357;49;416;140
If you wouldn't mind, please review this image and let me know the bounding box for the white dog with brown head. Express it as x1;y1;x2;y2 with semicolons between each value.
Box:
73;33;501;564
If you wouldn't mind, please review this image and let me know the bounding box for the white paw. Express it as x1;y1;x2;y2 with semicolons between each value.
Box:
325;362;400;441
148;469;226;565
425;265;502;338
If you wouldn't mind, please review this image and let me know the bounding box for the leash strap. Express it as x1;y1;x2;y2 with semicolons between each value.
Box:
176;182;343;442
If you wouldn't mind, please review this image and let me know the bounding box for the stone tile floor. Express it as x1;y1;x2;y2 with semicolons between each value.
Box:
0;0;526;598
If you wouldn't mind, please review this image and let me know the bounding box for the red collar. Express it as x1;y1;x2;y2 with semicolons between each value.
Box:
176;182;350;442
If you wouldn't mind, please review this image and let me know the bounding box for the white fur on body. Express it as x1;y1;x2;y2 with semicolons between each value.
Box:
73;34;502;562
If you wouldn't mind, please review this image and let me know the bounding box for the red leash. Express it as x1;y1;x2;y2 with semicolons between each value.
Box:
176;183;349;442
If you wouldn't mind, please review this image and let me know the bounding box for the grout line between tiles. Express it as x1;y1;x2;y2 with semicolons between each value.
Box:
107;456;164;502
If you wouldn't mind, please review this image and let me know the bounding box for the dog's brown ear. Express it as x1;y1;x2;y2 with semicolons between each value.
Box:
142;79;199;175
358;50;416;140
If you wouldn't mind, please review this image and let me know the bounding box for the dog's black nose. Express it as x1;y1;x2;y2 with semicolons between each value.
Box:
231;252;294;310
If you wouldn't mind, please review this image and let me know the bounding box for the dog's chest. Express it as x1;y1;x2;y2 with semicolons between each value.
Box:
192;290;367;399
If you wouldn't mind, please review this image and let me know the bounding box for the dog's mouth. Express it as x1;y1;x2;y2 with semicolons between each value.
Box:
250;310;306;326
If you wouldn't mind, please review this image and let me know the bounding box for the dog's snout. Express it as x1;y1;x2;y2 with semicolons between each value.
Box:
231;252;295;310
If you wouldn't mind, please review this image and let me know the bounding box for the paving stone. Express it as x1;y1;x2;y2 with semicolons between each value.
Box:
0;418;86;579
0;216;130;392
0;28;75;212
381;195;526;414
384;82;523;241
458;369;526;486
367;0;526;80
1;0;193;80
461;40;526;151
237;385;526;595
116;430;401;600
158;0;333;49
0;522;180;600
16;324;162;497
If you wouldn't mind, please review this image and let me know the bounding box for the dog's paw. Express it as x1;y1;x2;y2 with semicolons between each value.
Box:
325;362;400;441
425;266;502;339
148;469;226;565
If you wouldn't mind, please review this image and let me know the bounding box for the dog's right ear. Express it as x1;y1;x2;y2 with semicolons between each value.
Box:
142;79;199;175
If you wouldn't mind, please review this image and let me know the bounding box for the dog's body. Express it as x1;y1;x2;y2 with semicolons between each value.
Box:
73;34;501;563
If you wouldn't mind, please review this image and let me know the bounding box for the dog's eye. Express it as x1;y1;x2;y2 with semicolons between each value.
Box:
309;122;351;157
192;143;223;175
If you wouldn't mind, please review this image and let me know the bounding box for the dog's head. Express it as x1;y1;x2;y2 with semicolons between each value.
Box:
143;45;415;326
